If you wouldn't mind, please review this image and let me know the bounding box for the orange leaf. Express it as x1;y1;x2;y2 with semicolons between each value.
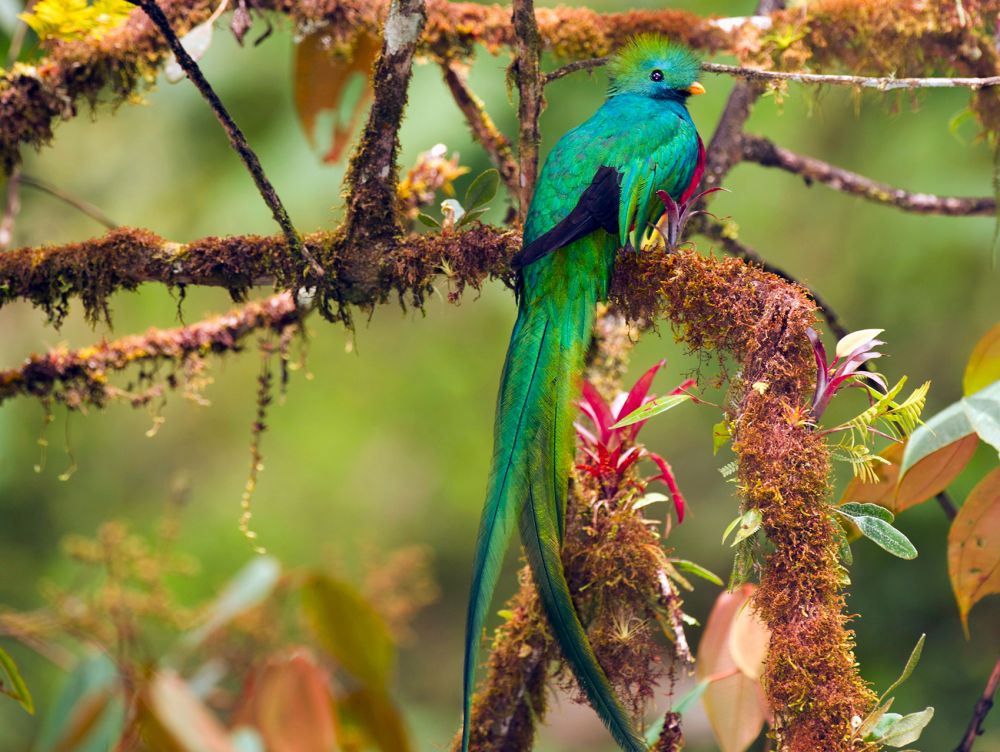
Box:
964;321;1000;396
948;467;1000;635
234;648;339;752
838;435;977;514
697;585;769;752
728;600;770;682
139;671;236;752
294;32;378;164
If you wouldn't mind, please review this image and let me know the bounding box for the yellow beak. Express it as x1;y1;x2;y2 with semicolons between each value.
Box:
687;82;706;95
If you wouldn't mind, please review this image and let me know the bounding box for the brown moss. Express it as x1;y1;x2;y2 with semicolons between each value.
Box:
0;291;300;408
651;249;878;752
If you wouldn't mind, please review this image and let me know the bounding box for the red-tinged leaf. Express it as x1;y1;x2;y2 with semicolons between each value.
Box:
617;446;641;472
668;378;697;397
294;32;378;164
648;452;686;523
617;360;665;426
964;322;1000;396
233;649;339;752
948;467;1000;634
574;421;598;447
581;380;615;443
728;603;770;682
138;671;236;752
838;435;978;514
697;586;769;752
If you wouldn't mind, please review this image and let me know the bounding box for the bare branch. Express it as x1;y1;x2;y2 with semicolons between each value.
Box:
544;56;608;85
511;0;544;218
0;292;301;407
441;62;519;201
702;61;1000;91
957;656;1000;752
128;0;322;277
937;491;959;520
742;134;996;216
19;174;119;228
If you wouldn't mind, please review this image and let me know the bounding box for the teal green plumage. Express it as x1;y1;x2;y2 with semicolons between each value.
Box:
462;36;704;752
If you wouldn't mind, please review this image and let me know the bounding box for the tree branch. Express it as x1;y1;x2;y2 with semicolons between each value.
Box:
441;62;519;201
702;61;1000;91
128;0;322;277
511;0;543;219
742;134;996;217
342;0;426;277
957;655;1000;752
0;292;301;407
0;225;518;325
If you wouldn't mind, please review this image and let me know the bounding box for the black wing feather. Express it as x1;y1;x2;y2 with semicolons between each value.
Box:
511;166;622;271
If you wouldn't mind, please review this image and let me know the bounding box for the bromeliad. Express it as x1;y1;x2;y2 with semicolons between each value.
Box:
461;35;706;752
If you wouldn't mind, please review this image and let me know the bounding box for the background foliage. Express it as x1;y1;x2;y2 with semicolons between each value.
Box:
0;0;998;749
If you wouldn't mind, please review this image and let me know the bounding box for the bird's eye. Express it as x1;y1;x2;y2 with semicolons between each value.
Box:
650;69;664;82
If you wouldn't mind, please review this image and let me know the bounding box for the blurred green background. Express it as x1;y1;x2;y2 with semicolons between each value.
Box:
1;0;998;749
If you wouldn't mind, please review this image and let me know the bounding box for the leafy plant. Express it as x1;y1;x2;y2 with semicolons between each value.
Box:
575;359;694;521
417;168;498;231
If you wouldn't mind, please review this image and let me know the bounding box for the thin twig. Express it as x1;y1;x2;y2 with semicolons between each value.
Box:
19;175;119;229
0;169;20;251
956;656;1000;752
546;58;1000;91
511;0;544;219
742;135;996;217
936;491;959;520
702;62;1000;91
441;62;520;200
127;0;323;278
695;217;851;340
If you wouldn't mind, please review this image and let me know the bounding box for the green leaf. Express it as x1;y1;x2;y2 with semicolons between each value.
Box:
879;633;925;703
339;686;414;752
839;502;894;523
0;646;33;714
902;379;1000;477
300;573;395;689
416;212;440;229
464;169;499;210
672;559;723;586
633;492;670;510
731;508;763;547
856;698;894;741
712;420;731;455
872;707;935;747
612;394;691;429
38;653;124;752
835;507;917;560
455;207;489;228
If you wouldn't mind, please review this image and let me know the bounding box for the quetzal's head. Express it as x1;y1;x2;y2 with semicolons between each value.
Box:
607;35;705;102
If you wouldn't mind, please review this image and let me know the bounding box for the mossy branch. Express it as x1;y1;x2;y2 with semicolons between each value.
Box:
0;291;301;408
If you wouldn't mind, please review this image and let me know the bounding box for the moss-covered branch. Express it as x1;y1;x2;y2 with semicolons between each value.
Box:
0;225;518;325
0;291;301;407
5;0;999;171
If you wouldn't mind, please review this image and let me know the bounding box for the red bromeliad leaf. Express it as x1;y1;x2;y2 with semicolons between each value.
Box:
234;649;340;752
580;380;616;444
649;452;686;523
617;360;665;428
697;586;769;752
948;467;1000;634
294;32;378;164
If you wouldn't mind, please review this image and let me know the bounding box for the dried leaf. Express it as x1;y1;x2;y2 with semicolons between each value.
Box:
948;467;1000;633
294;32;378;164
233;649;339;752
964;322;1000;396
697;586;768;752
728;603;770;682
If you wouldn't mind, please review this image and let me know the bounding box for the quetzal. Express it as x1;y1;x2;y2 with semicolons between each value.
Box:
461;35;705;752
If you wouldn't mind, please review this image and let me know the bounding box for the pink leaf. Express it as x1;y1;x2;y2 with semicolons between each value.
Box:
648;452;687;523
581;381;615;443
